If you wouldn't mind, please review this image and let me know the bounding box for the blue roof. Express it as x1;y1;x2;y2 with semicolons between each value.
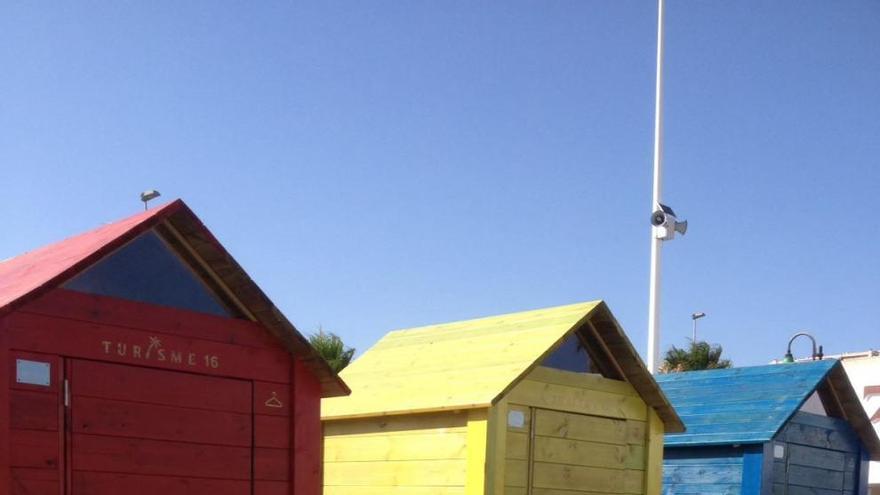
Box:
656;360;838;447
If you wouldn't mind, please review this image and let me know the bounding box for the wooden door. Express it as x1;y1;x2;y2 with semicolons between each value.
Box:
9;351;65;495
528;408;646;495
66;359;254;495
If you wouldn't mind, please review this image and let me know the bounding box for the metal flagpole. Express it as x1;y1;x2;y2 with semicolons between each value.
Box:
647;0;666;374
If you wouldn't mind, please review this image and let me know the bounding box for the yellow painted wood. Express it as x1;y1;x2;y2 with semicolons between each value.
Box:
323;410;468;438
323;411;471;493
526;366;640;397
504;459;528;488
324;431;467;462
533;409;645;446
495;367;657;495
322;301;602;419
465;409;488;495
533;435;645;470
505;431;529;461
321;301;672;495
323;459;467;486
486;400;508;495
503;404;532;492
643;407;665;495
324;487;464;495
531;462;644;494
506;379;648;421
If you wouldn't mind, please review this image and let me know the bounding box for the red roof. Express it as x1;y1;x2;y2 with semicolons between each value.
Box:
0;199;349;397
0;202;178;313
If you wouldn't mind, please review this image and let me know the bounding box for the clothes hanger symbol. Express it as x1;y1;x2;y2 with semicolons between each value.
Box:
265;391;283;408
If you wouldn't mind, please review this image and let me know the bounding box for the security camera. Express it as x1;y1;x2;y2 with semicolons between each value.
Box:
652;203;687;241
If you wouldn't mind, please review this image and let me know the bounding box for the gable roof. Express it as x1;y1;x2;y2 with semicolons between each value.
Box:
657;360;880;459
0;199;349;398
322;300;684;432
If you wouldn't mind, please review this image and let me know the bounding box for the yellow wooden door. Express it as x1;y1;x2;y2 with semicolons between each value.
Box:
528;408;646;495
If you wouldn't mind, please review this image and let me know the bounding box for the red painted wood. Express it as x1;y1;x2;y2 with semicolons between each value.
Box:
0;202;336;495
11;390;58;431
0;325;12;491
255;415;290;449
71;434;251;480
255;480;291;495
6;312;291;383
9;430;59;470
23;289;279;350
254;381;290;417
72;397;252;447
255;448;290;481
71;472;249;495
11;467;59;495
293;357;323;495
71;360;251;413
0;202;180;317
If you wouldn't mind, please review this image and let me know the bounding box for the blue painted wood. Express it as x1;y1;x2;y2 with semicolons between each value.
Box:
741;445;764;495
857;449;869;495
658;360;836;383
781;412;861;453
663;446;745;494
759;442;775;495
657;360;837;446
770;411;868;494
661;361;876;495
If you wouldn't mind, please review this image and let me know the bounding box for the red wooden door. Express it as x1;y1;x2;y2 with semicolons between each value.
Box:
9;351;65;495
67;359;254;495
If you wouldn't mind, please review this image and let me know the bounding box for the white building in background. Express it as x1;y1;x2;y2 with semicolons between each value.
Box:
838;351;880;495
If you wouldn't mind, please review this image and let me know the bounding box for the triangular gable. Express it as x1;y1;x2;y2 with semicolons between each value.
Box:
63;229;235;317
540;332;593;373
799;391;828;416
322;300;684;432
0;199;348;398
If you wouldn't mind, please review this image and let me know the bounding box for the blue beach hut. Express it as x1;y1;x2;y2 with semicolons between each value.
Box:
657;360;880;495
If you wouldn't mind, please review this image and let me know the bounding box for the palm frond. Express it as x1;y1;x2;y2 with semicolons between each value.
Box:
659;340;732;373
309;328;355;373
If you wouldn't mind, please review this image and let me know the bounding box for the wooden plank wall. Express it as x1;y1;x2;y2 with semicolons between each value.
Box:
8;351;63;494
4;289;305;495
503;366;656;495
67;359;255;494
662;446;747;495
771;411;863;495
323;410;471;494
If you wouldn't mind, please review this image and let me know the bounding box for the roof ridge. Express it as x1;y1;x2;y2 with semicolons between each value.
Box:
385;300;603;336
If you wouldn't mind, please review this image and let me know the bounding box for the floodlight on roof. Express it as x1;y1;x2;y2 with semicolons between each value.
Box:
140;190;161;210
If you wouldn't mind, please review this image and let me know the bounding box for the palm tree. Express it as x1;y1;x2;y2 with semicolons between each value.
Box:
660;340;732;373
309;328;355;373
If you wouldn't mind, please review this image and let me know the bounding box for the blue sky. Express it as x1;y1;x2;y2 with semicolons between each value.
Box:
2;2;878;366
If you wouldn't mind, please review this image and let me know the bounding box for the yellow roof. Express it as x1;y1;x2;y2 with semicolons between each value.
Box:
322;301;602;420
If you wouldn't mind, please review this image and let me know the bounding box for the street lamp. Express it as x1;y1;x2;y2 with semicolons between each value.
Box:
691;312;706;343
783;332;824;363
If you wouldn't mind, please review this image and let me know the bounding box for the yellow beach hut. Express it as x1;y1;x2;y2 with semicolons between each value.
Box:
321;301;684;495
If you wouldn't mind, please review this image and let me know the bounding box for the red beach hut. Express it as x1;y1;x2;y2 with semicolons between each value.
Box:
0;199;348;495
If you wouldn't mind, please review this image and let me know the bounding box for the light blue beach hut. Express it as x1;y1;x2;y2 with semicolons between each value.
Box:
657;360;880;494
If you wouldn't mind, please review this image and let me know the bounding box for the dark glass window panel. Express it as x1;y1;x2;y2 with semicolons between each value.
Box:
64;230;232;317
540;333;592;373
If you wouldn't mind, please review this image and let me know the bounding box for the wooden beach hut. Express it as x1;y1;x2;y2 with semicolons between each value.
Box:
0;199;349;495
657;360;880;495
322;301;684;495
